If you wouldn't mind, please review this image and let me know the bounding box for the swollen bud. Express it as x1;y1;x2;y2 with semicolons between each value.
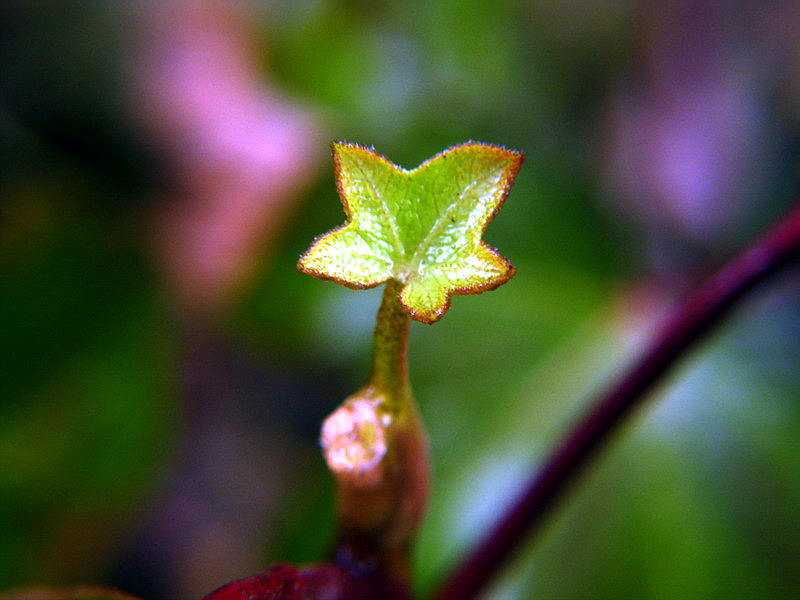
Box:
321;393;392;486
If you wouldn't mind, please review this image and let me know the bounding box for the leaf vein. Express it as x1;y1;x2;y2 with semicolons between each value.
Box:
352;159;404;269
407;176;483;276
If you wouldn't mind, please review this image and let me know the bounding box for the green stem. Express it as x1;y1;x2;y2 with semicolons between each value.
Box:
321;280;429;589
369;280;412;412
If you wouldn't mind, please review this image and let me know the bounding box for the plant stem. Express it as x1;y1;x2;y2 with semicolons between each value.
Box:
322;280;429;591
370;279;413;410
432;199;800;600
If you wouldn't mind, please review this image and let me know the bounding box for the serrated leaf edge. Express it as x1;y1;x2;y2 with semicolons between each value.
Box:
297;141;524;322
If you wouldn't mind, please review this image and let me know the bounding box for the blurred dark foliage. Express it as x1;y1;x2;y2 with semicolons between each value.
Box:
2;1;799;599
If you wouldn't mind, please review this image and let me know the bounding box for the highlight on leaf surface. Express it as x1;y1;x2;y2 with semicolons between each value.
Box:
298;141;523;323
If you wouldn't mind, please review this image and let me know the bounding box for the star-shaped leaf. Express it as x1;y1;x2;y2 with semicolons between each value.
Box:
298;141;523;323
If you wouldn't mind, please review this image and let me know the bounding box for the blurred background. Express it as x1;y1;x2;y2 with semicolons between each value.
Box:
2;1;799;599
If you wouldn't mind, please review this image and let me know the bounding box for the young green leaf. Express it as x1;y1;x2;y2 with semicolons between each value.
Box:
298;141;523;323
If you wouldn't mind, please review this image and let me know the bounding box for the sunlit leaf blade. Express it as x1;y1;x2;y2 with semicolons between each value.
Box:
298;141;523;322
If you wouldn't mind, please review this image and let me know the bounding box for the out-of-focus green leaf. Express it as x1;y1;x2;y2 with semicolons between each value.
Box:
0;170;174;589
298;141;523;323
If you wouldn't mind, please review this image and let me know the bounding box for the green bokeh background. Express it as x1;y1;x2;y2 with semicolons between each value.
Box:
2;1;799;599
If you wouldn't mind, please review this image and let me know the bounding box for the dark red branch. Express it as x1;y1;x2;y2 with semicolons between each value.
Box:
431;199;800;600
201;562;411;600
